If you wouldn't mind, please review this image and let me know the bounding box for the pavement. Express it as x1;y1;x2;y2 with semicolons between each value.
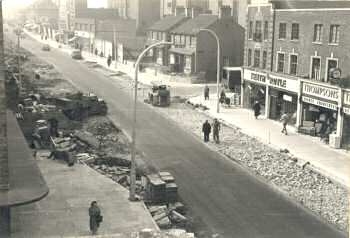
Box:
188;95;350;188
14;31;348;238
11;153;157;238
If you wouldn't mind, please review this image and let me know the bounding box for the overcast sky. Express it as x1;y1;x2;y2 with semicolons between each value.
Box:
3;0;108;10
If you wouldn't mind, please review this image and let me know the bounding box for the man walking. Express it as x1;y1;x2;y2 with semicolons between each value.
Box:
89;201;102;235
202;120;211;142
212;118;221;143
204;85;210;100
253;101;261;119
107;55;112;67
280;112;290;135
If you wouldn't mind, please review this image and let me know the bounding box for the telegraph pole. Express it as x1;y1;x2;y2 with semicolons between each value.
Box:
113;24;117;68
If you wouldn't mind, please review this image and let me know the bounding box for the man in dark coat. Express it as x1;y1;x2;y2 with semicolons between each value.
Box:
89;201;102;235
107;55;112;67
253;101;261;119
212;118;221;143
202;120;211;142
204;85;210;100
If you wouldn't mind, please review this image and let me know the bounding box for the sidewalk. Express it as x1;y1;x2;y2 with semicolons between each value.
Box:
24;30;215;89
11;154;157;238
189;94;350;188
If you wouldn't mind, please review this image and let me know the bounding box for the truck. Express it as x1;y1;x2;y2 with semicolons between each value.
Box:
148;82;171;107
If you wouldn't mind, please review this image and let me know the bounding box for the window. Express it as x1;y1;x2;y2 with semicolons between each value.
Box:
247;49;252;66
311;57;321;80
277;53;285;73
253;50;260;67
326;59;338;81
152;31;157;40
223;57;230;67
248;21;253;39
263;21;268;40
180;35;185;45
329;25;340;44
262;51;267;69
157;32;162;40
313;24;323;42
278;23;287;39
289;54;298;75
191;37;196;47
254;21;262;42
291;23;299;40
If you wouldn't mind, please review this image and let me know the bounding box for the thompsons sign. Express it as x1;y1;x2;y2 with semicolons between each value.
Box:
344;91;350;106
302;82;339;102
243;69;267;84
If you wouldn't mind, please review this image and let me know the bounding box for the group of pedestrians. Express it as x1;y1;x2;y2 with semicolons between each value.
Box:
202;118;221;143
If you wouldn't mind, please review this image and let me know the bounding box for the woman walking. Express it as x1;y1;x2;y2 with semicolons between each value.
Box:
89;201;102;235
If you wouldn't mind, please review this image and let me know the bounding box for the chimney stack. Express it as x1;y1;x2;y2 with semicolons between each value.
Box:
219;6;232;19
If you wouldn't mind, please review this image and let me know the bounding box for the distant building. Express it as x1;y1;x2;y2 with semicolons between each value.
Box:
146;15;189;66
106;0;161;33
160;0;209;18
242;0;350;148
169;13;244;80
58;0;87;32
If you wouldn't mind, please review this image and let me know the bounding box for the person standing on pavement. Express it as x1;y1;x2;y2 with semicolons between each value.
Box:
89;201;102;235
253;101;261;119
202;120;211;142
204;85;210;100
107;55;112;67
212;118;221;143
280;112;290;135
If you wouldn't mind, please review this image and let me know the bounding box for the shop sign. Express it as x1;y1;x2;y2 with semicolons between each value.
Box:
302;82;339;102
75;30;90;38
268;74;299;92
302;96;338;110
243;69;267;84
343;91;350;106
343;107;350;115
283;94;293;102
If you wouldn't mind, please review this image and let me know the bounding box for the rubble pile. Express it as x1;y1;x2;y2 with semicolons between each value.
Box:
151;102;349;232
132;228;195;238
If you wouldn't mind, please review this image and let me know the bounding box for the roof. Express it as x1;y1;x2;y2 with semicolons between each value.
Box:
148;15;188;32
170;14;218;35
271;1;350;9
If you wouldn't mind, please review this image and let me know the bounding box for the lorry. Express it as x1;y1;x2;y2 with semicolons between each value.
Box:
148;82;171;107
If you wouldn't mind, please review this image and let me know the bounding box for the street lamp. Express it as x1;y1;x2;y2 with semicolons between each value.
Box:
199;28;221;113
129;41;172;201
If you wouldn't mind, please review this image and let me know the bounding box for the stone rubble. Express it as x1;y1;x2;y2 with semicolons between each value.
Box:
151;102;349;232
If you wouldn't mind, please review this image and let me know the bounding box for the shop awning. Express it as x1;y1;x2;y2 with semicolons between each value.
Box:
169;47;195;55
0;111;49;207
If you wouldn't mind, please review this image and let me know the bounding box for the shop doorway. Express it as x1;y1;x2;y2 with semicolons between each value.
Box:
269;90;297;124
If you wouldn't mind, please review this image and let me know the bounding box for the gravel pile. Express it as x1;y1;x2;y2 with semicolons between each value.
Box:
151;103;348;232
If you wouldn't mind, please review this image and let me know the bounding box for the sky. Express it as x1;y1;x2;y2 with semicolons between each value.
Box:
3;0;108;10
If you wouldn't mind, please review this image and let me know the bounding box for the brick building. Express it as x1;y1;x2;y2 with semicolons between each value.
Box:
242;0;350;148
169;13;244;80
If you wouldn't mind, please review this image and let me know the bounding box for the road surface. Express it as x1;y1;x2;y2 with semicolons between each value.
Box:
9;32;347;238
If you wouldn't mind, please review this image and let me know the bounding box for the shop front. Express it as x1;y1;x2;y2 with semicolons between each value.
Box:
342;90;350;149
242;69;267;113
299;81;340;143
267;74;299;125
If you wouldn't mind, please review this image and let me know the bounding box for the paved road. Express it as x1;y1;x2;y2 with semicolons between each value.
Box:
11;33;347;238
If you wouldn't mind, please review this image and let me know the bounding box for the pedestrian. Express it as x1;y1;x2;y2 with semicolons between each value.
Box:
212;118;221;143
220;89;226;105
89;201;102;235
107;55;112;67
202;120;211;142
94;48;98;55
204;85;209;100
280;112;290;135
253;101;261;119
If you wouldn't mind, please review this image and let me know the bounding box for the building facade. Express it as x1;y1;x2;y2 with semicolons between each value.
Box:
169;13;244;80
242;0;350;148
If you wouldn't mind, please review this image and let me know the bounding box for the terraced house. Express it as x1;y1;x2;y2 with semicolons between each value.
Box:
242;0;350;148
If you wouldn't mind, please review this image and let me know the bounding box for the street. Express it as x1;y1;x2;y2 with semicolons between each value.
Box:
12;33;346;238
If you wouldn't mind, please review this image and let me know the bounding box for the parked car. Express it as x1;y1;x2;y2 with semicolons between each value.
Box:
42;44;50;51
71;50;82;59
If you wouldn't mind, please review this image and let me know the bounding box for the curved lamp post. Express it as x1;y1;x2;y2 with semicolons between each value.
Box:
199;28;221;113
129;41;172;201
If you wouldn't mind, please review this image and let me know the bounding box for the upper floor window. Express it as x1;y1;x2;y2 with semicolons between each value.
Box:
254;21;262;42
191;37;196;47
263;21;269;40
262;51;267;69
254;50;260;67
277;53;285;73
278;23;287;39
157;32;162;40
248;21;253;39
291;23;299;40
247;49;252;66
329;24;340;44
152;31;157;40
289;54;298;75
313;24;323;43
